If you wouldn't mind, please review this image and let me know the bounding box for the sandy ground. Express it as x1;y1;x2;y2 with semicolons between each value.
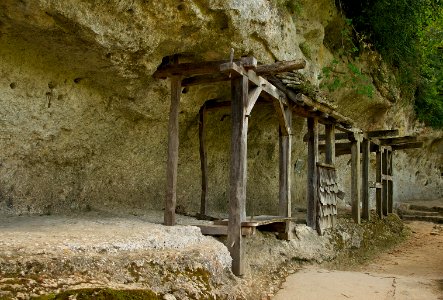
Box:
274;221;443;300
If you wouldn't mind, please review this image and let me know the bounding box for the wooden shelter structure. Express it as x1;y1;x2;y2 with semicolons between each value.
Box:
153;55;422;276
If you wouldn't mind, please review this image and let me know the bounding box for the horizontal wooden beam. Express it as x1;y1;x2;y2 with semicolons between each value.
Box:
154;57;257;79
382;174;393;181
156;57;305;80
181;73;228;87
303;132;350;142
255;59;306;75
366;130;399;138
319;142;379;155
324;141;420;155
369;182;383;189
379;136;417;146
391;142;423;151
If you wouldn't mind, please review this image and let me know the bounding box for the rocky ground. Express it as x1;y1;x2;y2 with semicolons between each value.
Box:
0;210;412;300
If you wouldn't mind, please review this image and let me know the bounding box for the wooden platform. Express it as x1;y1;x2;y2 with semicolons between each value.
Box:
196;215;296;240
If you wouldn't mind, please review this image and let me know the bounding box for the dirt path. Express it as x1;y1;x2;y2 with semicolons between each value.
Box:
274;221;443;299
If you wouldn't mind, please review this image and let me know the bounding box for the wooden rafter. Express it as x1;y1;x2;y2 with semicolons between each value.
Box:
153;57;257;79
391;142;423;151
379;136;417;145
366;130;399;138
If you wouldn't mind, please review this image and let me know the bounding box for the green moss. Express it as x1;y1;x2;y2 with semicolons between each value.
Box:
299;42;312;60
33;288;160;300
327;213;410;270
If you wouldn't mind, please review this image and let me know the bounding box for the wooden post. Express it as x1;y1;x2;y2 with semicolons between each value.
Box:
361;138;370;221
376;149;383;219
279;106;292;217
164;58;181;226
199;105;208;216
351;134;361;224
325;124;336;165
228;74;248;276
382;148;388;216
388;150;394;213
307;117;319;230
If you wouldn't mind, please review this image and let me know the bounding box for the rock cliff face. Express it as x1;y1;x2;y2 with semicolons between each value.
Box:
0;0;441;215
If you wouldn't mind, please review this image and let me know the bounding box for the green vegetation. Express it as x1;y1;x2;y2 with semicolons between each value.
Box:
34;288;160;300
319;17;375;99
336;0;443;128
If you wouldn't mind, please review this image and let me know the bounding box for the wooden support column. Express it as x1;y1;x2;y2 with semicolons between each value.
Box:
351;134;361;224
199;105;208;216
279;106;292;217
361;138;370;221
228;74;249;276
325;124;336;165
164;66;181;226
382;148;389;216
388;150;394;213
376;149;383;219
307;117;319;230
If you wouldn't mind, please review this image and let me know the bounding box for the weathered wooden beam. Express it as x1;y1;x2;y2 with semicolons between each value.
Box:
273;99;291;136
293;94;354;129
381;174;393;181
228;74;249;276
303;132;350;142
279;105;293;217
362;139;370;221
246;87;263;115
307;117;319;230
154;57;257;79
199;105;208;216
379;136;417;145
319;142;384;156
366;130;399;138
220;62;289;105
391;142;423;151
351;135;362;224
382;149;389;216
376;150;383;218
325;124;336;165
181;73;229;87
388;150;394;214
164;58;181;226
369;182;383;189
255;59;306;75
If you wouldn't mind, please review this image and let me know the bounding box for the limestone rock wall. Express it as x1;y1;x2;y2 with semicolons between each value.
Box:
0;0;440;215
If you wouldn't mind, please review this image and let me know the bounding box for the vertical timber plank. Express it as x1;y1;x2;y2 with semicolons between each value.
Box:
228;74;248;276
164;70;181;226
199;105;208;216
382;148;388;216
325;124;336;165
351;135;361;224
362;138;370;220
376;149;383;218
388;150;394;213
307;117;319;230
279;106;293;217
